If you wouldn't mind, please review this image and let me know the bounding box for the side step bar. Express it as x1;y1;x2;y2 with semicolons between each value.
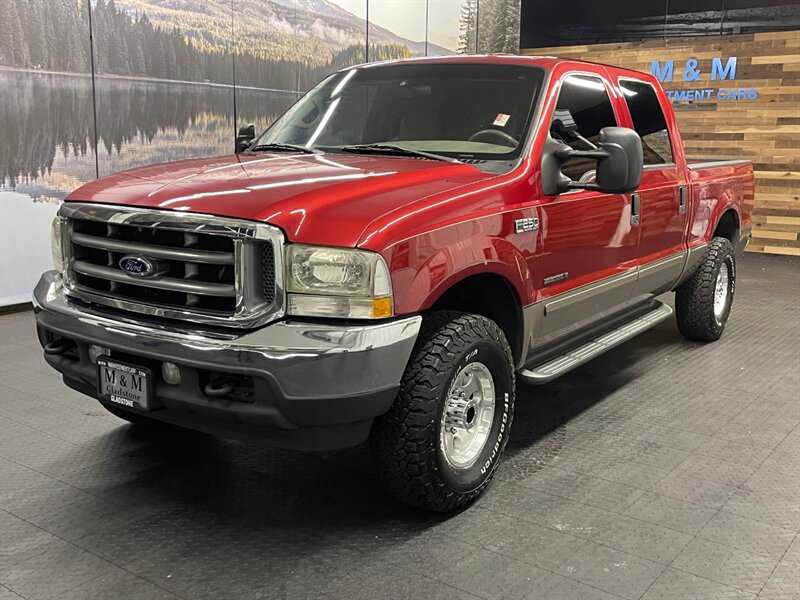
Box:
518;301;674;385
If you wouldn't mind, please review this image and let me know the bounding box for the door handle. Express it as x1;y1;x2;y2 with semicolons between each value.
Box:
679;186;688;215
630;193;640;226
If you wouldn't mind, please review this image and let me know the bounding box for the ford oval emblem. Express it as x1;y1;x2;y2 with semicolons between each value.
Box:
119;256;155;277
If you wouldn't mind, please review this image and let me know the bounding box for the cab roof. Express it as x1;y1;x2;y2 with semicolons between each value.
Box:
349;53;656;85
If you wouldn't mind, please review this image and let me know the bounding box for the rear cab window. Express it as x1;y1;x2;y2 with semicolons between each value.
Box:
618;79;674;166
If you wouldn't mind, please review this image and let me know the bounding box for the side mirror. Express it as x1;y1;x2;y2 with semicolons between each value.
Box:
542;126;643;195
592;127;643;193
235;124;256;154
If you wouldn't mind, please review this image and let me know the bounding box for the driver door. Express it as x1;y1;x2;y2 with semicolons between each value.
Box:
533;73;640;349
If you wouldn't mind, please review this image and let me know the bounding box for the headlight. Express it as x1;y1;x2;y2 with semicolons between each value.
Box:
51;216;67;274
286;245;393;319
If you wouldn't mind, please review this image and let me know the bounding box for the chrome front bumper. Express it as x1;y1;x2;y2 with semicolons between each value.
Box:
33;271;421;450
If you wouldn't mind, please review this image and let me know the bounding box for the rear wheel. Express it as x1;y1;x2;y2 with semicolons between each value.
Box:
370;311;515;512
675;237;736;341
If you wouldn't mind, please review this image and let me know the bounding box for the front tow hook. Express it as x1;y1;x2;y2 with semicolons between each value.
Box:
43;339;75;355
204;380;234;398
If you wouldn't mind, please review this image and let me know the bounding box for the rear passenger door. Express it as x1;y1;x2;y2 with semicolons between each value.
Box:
618;78;687;299
534;73;639;349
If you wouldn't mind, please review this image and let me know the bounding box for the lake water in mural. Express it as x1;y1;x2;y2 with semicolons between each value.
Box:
0;69;299;303
1;70;300;195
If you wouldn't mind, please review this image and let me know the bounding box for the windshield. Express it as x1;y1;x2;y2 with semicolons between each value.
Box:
255;63;545;162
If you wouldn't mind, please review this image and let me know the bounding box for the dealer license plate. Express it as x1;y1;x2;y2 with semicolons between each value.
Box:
97;357;151;410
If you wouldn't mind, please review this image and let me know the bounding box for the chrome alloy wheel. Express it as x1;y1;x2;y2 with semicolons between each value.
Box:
713;262;730;320
440;362;496;470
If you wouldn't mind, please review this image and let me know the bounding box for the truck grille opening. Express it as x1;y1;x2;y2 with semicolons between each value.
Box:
62;209;283;327
262;241;276;304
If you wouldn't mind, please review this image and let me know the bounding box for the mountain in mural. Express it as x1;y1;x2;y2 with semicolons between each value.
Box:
114;0;450;62
272;0;354;20
0;0;451;91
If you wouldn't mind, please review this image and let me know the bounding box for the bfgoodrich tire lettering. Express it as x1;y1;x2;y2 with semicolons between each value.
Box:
675;237;736;341
369;311;515;513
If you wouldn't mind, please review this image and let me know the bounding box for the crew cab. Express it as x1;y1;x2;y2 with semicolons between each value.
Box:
35;56;753;512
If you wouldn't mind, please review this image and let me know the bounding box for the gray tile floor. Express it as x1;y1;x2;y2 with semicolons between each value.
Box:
1;253;798;600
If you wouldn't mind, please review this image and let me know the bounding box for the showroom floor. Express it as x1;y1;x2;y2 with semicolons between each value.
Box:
1;253;798;600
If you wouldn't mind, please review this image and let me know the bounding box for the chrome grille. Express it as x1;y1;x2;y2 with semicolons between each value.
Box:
59;203;284;328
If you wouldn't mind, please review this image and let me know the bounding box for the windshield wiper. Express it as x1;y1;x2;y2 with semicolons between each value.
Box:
248;143;321;155
340;144;460;163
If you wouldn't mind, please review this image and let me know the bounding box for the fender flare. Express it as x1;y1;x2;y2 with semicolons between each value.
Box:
392;236;533;315
707;191;741;241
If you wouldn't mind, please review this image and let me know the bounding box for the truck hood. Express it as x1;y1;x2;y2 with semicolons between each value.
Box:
67;153;496;247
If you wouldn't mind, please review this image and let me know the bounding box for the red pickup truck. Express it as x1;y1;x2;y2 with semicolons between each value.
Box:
35;55;753;512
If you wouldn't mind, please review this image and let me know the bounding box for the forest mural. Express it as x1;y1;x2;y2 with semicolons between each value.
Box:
0;0;521;305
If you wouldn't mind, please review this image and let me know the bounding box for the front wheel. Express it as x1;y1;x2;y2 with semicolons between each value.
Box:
675;237;736;341
370;311;515;513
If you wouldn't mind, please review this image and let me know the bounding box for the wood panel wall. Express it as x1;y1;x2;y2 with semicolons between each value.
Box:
522;30;800;256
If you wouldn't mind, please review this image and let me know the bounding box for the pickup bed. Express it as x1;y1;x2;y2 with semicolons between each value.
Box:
35;55;753;512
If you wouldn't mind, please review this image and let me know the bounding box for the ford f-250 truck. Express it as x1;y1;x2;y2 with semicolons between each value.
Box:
35;56;753;512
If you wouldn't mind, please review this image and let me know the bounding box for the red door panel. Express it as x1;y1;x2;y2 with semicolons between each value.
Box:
538;191;637;296
637;165;686;264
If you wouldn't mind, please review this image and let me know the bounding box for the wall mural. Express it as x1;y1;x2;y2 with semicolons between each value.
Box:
0;0;522;305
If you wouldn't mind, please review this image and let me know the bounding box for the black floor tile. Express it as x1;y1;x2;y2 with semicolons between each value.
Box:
1;253;798;599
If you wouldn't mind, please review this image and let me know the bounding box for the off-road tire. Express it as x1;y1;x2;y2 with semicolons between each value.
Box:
675;237;736;341
370;311;515;513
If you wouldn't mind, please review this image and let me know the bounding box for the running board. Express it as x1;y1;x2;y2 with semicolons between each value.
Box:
518;301;674;385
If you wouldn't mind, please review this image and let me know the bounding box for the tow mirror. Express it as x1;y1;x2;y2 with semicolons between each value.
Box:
542;126;643;195
235;124;256;154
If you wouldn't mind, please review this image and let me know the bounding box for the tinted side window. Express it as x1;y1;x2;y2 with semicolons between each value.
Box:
620;80;673;165
550;74;617;181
